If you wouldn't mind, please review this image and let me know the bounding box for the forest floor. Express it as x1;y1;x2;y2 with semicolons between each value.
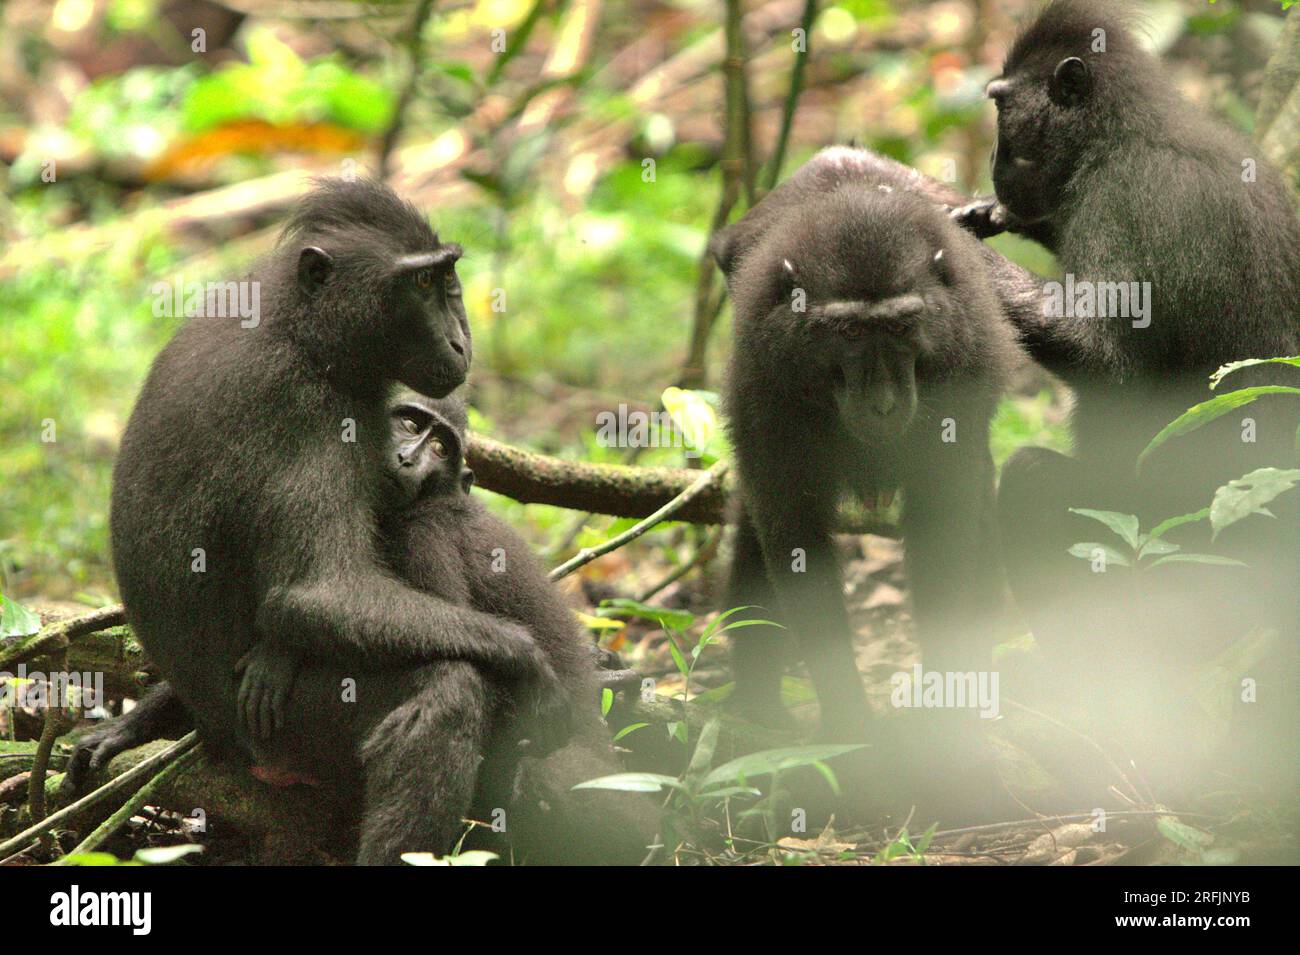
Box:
5;534;1295;866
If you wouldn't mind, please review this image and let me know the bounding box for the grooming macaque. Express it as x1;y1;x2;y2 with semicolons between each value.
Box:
952;0;1298;678
942;0;1299;791
713;173;1019;739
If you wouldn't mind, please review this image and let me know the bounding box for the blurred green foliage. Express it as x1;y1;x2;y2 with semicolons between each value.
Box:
1;226;183;597
183;29;394;134
6;0;1268;598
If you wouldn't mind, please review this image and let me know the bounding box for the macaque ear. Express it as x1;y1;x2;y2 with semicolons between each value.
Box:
708;225;743;277
297;246;334;292
1049;56;1092;107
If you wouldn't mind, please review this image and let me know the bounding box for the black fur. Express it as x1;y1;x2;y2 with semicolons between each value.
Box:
714;172;1018;740
389;393;656;864
960;0;1298;789
969;1;1299;631
109;180;571;863
78;389;655;863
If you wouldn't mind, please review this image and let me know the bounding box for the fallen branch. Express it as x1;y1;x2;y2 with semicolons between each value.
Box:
467;433;729;524
0;604;124;667
0;733;198;862
27;689;63;824
54;746;204;862
466;433;896;536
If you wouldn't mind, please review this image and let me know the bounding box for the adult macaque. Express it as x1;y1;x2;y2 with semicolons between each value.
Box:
110;180;572;862
78;391;656;864
713;170;1019;741
952;0;1298;704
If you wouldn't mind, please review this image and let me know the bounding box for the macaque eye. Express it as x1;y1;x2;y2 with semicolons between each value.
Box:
884;320;909;336
443;270;461;295
841;325;865;340
415;269;434;289
430;438;449;459
400;416;421;434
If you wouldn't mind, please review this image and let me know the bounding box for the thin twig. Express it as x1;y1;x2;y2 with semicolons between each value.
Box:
551;445;646;557
920;808;1215;844
378;0;439;177
722;0;757;206
27;661;66;825
550;462;729;581
485;0;548;87
1002;698;1151;807
677;0;757;388
763;0;818;192
678;175;739;388
54;747;203;863
0;732;199;862
636;525;723;602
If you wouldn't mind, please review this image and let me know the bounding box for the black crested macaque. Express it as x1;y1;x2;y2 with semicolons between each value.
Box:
950;0;1298;788
76;390;656;864
384;391;657;864
713;181;1018;744
110;179;573;863
711;145;1046;319
954;2;1299;682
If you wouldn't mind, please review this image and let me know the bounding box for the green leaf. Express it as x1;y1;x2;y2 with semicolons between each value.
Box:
1209;468;1300;538
134;844;203;865
1;594;41;638
701;744;866;790
697;605;750;641
572;772;684;793
684;717;723;790
661;386;719;456
432;60;479;88
874;831;914;864
702;786;762;800
1208;356;1300;389
1068;508;1140;549
809;760;842;796
600;687;613;717
1147;553;1247;569
1067;542;1132;568
597;598;694;631
1155;816;1213;853
693;681;735;704
1138;386;1300;469
611;722;648;742
576;612;624;632
1148;508;1210;541
1137;537;1180;559
60;852;138;867
913;822;938;854
666;632;690;679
